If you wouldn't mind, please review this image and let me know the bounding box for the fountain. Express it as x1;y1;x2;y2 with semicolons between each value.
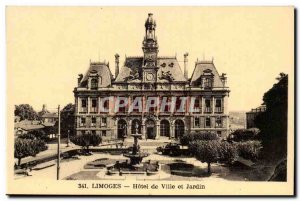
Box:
123;122;149;166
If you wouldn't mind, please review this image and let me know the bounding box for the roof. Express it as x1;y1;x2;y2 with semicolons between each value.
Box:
14;120;45;131
157;57;187;83
190;61;224;88
42;122;56;127
41;113;58;118
115;57;143;83
114;56;187;83
79;62;113;87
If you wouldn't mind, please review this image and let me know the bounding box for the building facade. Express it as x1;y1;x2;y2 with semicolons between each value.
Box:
73;13;230;141
246;105;266;129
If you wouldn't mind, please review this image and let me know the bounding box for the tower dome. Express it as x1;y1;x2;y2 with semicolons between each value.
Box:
145;13;156;29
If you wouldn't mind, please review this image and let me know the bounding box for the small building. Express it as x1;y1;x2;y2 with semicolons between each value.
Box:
39;104;58;124
14;120;44;136
246;105;266;129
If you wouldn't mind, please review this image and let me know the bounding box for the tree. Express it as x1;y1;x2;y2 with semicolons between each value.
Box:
195;140;220;174
70;133;102;152
255;73;288;162
58;103;75;138
15;104;38;120
14;138;48;166
180;132;219;146
235;140;263;161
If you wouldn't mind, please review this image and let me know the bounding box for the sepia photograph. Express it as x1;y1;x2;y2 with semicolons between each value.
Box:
6;6;294;195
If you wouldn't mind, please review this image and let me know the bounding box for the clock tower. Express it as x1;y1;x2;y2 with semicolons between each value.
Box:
142;13;159;83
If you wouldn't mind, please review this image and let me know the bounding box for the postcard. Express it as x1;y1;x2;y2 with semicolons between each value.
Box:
7;6;294;196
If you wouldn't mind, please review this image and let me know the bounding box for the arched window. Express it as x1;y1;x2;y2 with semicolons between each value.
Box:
91;78;98;90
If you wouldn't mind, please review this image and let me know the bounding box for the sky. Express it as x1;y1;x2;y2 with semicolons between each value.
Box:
7;7;294;112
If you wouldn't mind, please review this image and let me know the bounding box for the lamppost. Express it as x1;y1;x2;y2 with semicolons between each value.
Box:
66;129;70;147
57;105;61;180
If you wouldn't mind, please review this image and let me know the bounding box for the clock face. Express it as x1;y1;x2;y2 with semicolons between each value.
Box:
146;73;154;81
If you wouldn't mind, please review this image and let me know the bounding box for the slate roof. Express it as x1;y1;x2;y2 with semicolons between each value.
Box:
190;61;224;88
79;62;113;87
114;57;143;83
157;57;187;83
114;56;187;83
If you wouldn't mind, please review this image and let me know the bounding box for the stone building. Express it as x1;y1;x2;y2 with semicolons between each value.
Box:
73;13;230;141
246;105;266;129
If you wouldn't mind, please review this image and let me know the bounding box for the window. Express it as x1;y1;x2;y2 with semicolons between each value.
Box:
217;131;222;137
103;99;109;112
148;97;157;112
91;117;96;126
205;99;211;113
92;99;97;107
162;97;171;112
102;130;106;137
81;130;86;135
193;97;201;113
215;99;223;113
81;118;86;126
91;99;98;113
195;117;200;127
92;130;96;135
132;97;141;112
91;78;98;90
176;97;183;112
81;99;87;108
205;117;211;128
216;117;222;128
118;98;127;113
102;117;107;127
203;78;212;88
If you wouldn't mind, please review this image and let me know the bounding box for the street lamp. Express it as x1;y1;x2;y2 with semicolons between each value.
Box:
57;105;61;180
66;129;70;147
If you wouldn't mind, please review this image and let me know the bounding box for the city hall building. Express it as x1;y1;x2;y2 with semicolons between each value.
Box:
73;13;230;141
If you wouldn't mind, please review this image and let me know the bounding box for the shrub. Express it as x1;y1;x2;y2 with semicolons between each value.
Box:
180;132;219;146
27;129;49;142
229;128;260;142
235;140;262;161
71;133;102;152
14;138;48;166
218;141;238;164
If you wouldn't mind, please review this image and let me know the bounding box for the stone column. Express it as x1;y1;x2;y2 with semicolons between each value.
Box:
128;119;132;136
87;97;90;114
156;121;160;139
141;118;146;139
202;96;205;114
212;96;215;114
170;123;174;139
98;96;101;114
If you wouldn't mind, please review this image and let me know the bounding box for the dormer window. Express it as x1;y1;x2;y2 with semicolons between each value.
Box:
201;69;214;88
91;78;98;90
204;78;212;88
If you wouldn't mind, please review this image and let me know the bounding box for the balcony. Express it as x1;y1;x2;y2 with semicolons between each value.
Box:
79;107;87;113
79;123;86;127
90;107;98;113
204;107;212;113
214;107;224;113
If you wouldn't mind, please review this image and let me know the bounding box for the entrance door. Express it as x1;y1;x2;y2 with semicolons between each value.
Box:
145;119;156;139
117;119;127;139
